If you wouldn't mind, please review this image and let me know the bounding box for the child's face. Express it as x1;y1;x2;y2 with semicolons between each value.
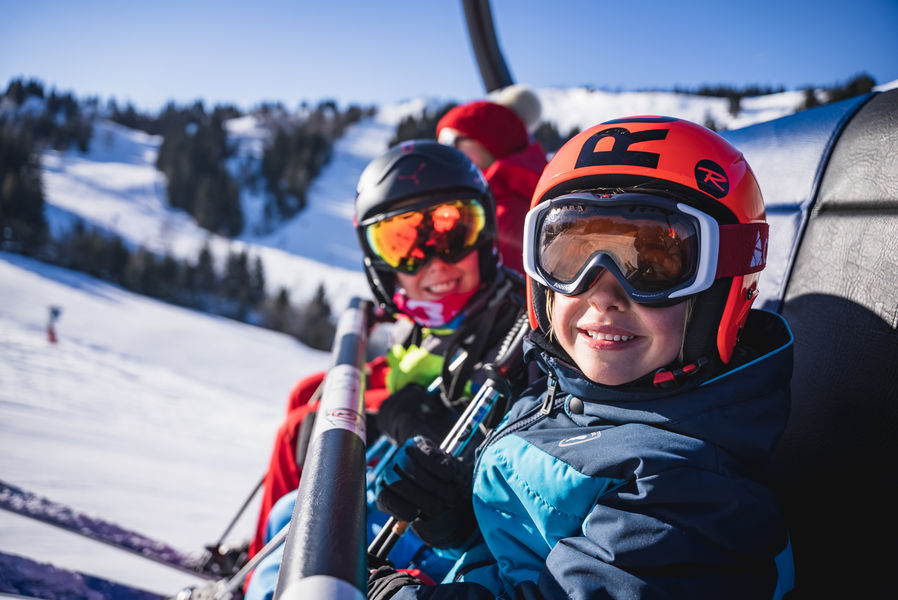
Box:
395;251;481;302
455;138;495;171
551;270;688;386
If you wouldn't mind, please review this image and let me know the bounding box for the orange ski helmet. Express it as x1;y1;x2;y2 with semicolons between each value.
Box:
526;116;768;364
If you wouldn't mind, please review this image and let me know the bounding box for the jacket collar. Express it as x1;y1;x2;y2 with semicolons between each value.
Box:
524;310;793;466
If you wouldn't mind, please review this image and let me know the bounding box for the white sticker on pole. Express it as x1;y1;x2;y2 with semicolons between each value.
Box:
280;576;365;600
317;363;366;440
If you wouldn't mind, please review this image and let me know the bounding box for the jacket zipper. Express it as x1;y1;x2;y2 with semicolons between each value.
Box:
540;376;558;415
473;374;562;474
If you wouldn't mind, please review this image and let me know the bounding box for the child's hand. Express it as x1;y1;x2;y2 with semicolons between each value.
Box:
376;383;451;445
368;565;424;599
374;435;475;548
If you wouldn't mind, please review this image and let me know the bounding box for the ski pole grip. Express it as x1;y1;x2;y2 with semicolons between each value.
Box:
274;297;372;600
368;312;530;562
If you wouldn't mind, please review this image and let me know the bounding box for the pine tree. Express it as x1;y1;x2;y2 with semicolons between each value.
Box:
263;287;292;333
826;73;876;104
159;254;180;301
533;121;568;154
194;242;216;292
0;128;47;254
125;248;160;296
297;284;334;350
250;255;266;305
223;248;251;317
801;88;821;111
389;103;456;147
155;104;242;236
106;236;130;284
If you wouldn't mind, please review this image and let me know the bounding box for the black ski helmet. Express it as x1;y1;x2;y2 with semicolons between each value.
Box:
354;139;499;313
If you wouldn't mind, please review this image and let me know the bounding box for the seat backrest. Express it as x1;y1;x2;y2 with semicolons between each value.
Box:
767;88;898;599
721;93;870;313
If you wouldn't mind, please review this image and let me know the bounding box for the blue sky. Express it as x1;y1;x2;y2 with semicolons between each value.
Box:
2;0;897;112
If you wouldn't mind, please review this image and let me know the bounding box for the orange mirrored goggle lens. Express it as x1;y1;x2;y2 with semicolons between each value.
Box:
364;199;487;273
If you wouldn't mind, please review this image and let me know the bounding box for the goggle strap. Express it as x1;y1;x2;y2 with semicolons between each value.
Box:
716;222;769;277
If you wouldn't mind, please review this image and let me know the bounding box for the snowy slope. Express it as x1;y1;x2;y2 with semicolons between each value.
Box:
35;88;813;318
7;84;895;595
1;88;802;596
40;117;373;318
0;251;332;593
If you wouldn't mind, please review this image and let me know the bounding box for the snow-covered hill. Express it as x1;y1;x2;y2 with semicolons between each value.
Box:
0;251;333;593
33;86;822;317
4;83;895;596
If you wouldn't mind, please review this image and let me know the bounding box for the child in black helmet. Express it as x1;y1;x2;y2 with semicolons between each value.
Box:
370;117;794;599
244;140;528;599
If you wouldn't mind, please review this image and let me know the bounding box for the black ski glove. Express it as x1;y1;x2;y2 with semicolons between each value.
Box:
376;383;452;445
375;435;476;548
368;565;424;600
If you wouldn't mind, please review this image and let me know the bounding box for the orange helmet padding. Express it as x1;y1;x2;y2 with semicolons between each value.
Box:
528;116;767;364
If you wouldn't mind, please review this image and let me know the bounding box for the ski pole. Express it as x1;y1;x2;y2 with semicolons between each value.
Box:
206;473;265;559
366;379;507;560
211;522;290;600
273;297;372;600
221;313;471;596
367;313;529;561
366;436;397;490
363;347;471;492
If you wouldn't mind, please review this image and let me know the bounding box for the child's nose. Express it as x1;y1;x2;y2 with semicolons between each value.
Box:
586;269;630;312
421;257;453;274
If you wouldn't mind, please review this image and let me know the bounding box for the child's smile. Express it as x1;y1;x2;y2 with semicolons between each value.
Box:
396;251;481;302
579;324;638;348
552;270;688;386
423;277;462;296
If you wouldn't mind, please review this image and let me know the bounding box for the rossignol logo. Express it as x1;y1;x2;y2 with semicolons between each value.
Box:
576;127;669;170
558;431;601;447
694;159;729;198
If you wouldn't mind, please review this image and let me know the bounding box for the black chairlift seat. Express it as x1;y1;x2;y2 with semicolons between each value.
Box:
727;88;898;599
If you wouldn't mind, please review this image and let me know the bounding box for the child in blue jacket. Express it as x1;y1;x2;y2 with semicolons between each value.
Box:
370;116;794;599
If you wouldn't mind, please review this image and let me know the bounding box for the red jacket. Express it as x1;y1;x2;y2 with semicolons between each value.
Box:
249;355;391;557
484;141;547;275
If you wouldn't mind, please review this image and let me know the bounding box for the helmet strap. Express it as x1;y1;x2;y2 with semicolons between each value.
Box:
437;272;516;406
652;356;710;389
679;278;730;371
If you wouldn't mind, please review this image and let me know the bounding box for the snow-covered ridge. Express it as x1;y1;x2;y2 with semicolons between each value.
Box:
34;87;826;316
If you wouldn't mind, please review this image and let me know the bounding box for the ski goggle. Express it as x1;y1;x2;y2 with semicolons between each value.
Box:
361;197;489;274
523;192;766;304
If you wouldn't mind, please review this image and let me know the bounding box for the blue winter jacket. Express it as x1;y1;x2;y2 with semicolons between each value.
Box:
393;309;794;599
